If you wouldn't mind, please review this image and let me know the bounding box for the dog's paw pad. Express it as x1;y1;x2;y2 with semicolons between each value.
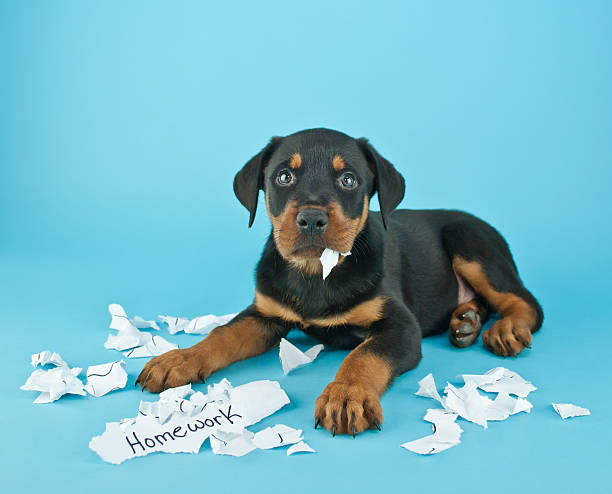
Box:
449;304;482;348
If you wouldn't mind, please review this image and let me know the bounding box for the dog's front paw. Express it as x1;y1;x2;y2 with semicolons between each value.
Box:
314;381;383;437
136;348;211;393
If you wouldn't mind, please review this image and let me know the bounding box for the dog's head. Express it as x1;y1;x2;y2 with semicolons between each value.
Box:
234;128;404;261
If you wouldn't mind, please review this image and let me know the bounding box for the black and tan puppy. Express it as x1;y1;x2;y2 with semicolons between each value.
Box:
137;128;543;437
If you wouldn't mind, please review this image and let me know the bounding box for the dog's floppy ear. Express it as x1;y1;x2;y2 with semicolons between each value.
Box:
357;138;405;230
233;137;282;227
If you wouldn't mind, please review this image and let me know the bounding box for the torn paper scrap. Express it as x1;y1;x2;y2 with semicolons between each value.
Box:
320;248;351;280
21;365;86;403
158;313;237;335
131;316;160;331
122;335;178;358
460;367;505;387
423;408;458;423
279;338;324;375
253;424;303;449
90;413;228;465
140;384;196;424
442;381;493;428
415;373;443;404
21;350;86;404
229;380;291;426
209;429;256;457
486;393;532;421
158;315;190;334
210;425;306;457
417;369;535;428
84;361;128;397
90;379;290;464
401;410;463;455
287;441;316;456
106;304;148;351
105;304;177;358
552;403;591;420
31;350;68;368
463;367;536;398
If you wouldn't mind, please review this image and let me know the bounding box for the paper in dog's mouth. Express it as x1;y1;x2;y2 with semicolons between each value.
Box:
320;248;351;280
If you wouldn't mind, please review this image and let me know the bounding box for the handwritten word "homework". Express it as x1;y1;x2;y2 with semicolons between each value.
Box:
125;405;242;454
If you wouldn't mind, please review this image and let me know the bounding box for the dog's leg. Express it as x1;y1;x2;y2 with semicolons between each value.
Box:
136;306;288;392
442;220;544;357
314;304;421;436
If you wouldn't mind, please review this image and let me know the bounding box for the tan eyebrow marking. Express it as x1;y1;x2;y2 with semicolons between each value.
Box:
289;153;302;169
332;155;345;171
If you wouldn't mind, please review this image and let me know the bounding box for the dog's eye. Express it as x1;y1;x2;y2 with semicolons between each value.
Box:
276;169;295;186
338;172;358;190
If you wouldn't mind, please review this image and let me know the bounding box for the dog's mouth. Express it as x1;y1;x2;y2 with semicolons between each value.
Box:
288;236;352;259
290;246;325;258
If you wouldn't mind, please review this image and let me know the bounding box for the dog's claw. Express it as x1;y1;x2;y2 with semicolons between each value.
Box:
351;426;357;438
314;418;320;429
141;372;152;391
199;371;206;384
331;425;336;437
373;420;381;431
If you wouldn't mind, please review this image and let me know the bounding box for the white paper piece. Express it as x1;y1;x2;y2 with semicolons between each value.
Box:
105;304;178;358
319;248;351;280
552;403;591;420
84;360;128;397
443;381;493;428
209;429;257;457
279;338;324;375
158;313;237;335
463;367;536;398
122;335;178;358
89;379;290;464
131;316;160;331
460;367;505;387
21;350;86;403
253;424;303;449
415;373;443;404
287;441;316;456
229;380;291;426
423;408;459;423
158;315;191;334
105;304;148;351
21;366;86;403
401;409;463;455
486;392;532;421
416;368;536;430
138;385;207;424
31;350;68;368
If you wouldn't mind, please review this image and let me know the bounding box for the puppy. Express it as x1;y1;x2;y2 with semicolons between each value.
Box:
137;128;543;437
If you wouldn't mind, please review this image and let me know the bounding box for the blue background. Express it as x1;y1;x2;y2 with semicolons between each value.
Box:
2;1;610;493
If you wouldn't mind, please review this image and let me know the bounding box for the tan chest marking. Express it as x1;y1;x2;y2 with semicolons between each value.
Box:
254;291;387;328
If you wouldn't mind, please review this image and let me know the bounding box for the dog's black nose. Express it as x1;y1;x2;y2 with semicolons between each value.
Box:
296;209;328;236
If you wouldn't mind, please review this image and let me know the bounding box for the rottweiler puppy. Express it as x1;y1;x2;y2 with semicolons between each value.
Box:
137;128;543;437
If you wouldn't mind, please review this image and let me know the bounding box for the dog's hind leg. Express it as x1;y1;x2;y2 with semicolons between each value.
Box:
442;219;544;357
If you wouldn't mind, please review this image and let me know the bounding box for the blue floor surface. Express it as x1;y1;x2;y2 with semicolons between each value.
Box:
2;252;609;494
